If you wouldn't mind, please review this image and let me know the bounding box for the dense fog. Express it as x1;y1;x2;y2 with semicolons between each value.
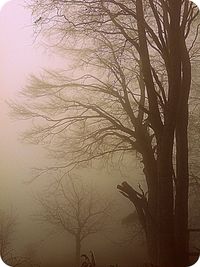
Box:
0;1;200;267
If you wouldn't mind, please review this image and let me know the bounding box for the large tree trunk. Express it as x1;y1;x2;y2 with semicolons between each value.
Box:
155;1;183;266
145;213;158;266
175;105;189;267
137;131;159;266
135;0;161;262
118;1;191;266
135;0;179;265
157;143;175;267
75;235;81;267
175;33;191;267
117;180;159;266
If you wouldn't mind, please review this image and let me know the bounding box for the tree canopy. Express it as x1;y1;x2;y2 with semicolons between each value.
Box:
11;1;200;266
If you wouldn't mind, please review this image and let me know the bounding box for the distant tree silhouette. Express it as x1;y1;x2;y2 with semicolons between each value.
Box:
0;210;40;267
36;177;110;267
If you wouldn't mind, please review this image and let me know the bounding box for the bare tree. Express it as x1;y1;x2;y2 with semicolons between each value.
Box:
0;210;16;263
36;177;111;267
11;0;200;266
0;210;40;267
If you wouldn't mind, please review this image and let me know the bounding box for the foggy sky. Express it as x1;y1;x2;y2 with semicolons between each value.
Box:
0;1;146;266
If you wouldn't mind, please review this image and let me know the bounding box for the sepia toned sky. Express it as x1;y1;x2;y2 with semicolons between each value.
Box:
0;0;79;258
0;0;52;207
3;1;200;266
0;0;72;202
0;1;144;265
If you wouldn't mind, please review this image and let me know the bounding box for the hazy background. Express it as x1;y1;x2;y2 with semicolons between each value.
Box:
0;2;146;266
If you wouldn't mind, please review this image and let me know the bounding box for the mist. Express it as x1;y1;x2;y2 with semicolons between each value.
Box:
0;3;145;266
0;1;200;267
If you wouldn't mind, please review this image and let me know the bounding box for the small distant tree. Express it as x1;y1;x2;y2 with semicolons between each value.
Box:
0;210;40;267
0;210;16;262
36;177;111;267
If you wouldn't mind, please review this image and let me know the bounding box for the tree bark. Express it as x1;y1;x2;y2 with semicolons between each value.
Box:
117;181;158;266
175;105;189;267
75;235;81;267
157;144;175;267
175;33;191;267
156;1;183;266
145;211;158;266
118;1;191;266
135;0;161;262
